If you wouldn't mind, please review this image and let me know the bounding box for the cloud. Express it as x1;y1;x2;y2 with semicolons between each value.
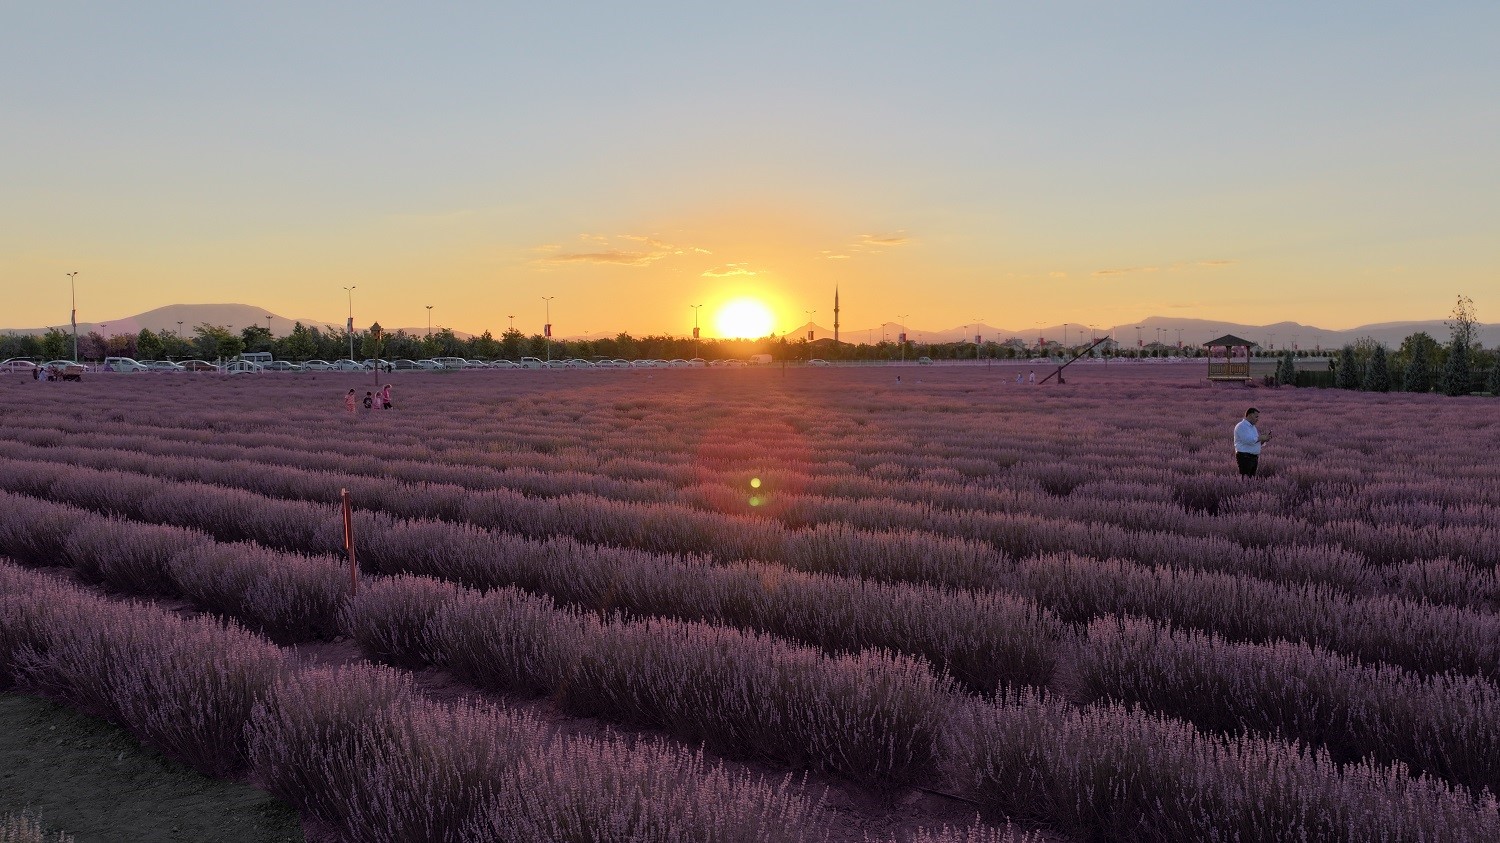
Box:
856;232;911;248
1049;271;1068;279
534;233;710;268
701;263;759;278
1093;266;1160;278
1094;259;1237;278
819;250;851;260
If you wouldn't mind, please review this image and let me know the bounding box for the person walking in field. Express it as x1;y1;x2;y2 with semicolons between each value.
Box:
363;391;374;411
345;388;356;414
1234;407;1272;477
380;383;393;409
1028;369;1036;384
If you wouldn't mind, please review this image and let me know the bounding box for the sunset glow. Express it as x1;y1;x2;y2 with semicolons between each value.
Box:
714;298;775;339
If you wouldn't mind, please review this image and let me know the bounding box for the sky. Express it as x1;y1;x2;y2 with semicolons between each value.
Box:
3;2;1497;339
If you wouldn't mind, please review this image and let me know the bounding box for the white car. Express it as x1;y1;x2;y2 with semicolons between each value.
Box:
332;359;364;371
415;359;444;370
486;359;518;369
263;360;302;371
688;358;707;367
1;358;39;374
519;357;545;369
808;358;831;367
390;359;420;370
917;356;934;365
301;359;334;371
103;356;151;373
145;360;185;373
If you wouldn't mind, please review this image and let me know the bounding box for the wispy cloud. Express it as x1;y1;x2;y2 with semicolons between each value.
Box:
534;234;710;268
700;263;760;278
856;232;911;248
1094;259;1237;278
1093;266;1160;278
1050;271;1068;279
819;250;851;260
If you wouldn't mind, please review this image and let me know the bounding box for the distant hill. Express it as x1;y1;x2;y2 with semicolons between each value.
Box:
2;304;1486;349
0;303;336;338
792;317;1485;351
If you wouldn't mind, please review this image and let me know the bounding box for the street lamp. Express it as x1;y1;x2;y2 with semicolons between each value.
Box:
507;315;515;332
896;314;909;362
973;318;984;360
542;296;555;362
67;271;79;362
690;304;703;358
426;305;433;338
343;286;357;361
1268;332;1277;352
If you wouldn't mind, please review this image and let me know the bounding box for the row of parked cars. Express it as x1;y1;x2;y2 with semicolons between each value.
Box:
2;355;756;376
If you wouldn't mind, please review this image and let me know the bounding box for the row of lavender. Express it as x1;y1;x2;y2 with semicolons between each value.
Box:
20;380;1500;513
18;371;1500;515
3;436;1498;616
4;488;1500;802
0;561;852;843
2;455;1496;686
10;397;1500;575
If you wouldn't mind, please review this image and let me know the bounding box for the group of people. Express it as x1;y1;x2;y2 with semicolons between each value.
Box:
345;384;394;413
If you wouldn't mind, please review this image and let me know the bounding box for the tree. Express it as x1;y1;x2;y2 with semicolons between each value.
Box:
39;328;71;361
1335;345;1360;389
136;329;164;361
1488;353;1500;396
1438;295;1479;397
1275;351;1296;386
1362;344;1391;392
1400;332;1438;393
282;322;318;361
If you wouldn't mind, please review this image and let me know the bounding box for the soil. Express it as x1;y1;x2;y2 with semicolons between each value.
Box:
0;692;304;843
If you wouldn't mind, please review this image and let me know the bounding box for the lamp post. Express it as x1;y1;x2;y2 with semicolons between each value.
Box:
343;286;357;361
176;321;184;357
507;315;515;332
973;318;984;360
896;314;909;362
690;304;702;358
1268;332;1277;353
426;305;433;338
542;296;555;362
1136;326;1143;360
67;271;79;362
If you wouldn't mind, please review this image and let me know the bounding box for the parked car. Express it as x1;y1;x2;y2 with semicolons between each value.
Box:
221;360;263;374
722;359;747;368
331;359;364;371
688;358;707;367
1;358;39;374
145;360;185;372
361;359;392;371
179;359;218;372
486;360;518;369
543;359;568;369
808;358;831;367
103;356;151;373
263;360;302;371
41;360;86;381
518;357;544;369
390;359;420;370
415;359;444;370
917;356;934;365
301;359;334;371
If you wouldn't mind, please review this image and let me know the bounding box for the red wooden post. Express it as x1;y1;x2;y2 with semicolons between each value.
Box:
341;488;357;595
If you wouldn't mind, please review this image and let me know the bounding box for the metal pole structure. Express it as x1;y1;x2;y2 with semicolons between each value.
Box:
343;286;357;362
176;321;184;358
507;315;515;332
542;296;554;362
426;305;433;338
691;304;702;359
67;272;79;362
974;318;983;361
897;314;909;362
1136;326;1143;360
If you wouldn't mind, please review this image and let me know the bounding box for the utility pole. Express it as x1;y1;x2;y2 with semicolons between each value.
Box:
542;296;555;362
691;304;702;359
67;271;79;362
426;305;433;338
343;286;357;361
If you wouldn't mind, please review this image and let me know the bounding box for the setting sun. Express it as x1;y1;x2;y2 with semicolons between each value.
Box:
714;297;775;339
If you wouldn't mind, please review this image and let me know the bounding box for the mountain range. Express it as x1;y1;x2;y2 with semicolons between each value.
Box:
1;303;1486;352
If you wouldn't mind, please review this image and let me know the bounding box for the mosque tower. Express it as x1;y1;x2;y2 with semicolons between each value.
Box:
834;285;840;343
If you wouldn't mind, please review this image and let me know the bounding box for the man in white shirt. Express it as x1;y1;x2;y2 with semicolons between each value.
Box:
1234;407;1272;476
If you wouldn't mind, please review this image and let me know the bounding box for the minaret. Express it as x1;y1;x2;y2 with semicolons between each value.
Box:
833;285;840;343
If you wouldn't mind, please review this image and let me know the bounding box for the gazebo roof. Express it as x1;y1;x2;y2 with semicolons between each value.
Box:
1203;334;1257;347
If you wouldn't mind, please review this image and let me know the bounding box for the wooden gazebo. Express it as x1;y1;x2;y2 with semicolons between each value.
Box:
1204;334;1255;382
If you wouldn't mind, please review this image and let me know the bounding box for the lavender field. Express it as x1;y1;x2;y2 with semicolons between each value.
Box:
2;363;1499;842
